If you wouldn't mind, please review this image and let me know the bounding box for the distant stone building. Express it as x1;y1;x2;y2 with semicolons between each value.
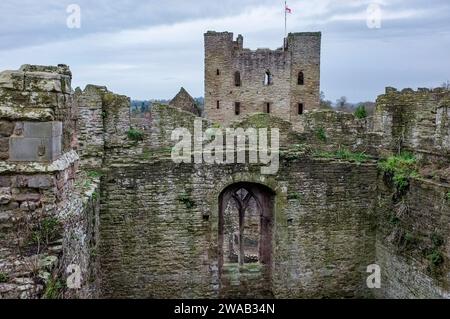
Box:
204;31;321;125
169;87;201;116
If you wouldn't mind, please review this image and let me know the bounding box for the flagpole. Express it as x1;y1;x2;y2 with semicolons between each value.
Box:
284;1;287;38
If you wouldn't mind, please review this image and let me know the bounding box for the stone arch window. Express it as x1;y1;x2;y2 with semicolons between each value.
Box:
234;71;241;87
264;71;273;86
235;102;241;115
218;182;275;298
216;69;220;76
298;71;304;85
298;103;304;115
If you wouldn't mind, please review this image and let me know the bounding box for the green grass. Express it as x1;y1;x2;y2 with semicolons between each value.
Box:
428;250;444;267
87;170;103;179
426;233;445;272
316;127;327;142
354;105;368;119
127;128;144;142
43;278;65;299
314;149;370;163
378;152;418;193
30;217;61;246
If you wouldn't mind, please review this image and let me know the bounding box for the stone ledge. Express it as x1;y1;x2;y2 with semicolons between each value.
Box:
0;106;54;121
0;150;79;174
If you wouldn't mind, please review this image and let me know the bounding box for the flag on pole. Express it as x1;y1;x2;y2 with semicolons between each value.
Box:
285;4;292;14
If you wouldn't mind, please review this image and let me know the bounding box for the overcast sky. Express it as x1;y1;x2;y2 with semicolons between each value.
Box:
0;0;449;102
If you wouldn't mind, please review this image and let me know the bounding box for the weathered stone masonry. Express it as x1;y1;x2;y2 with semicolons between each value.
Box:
0;65;99;299
0;32;449;299
204;32;321;126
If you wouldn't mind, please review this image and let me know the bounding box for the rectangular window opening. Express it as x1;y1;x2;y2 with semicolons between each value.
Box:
298;103;304;115
235;102;241;115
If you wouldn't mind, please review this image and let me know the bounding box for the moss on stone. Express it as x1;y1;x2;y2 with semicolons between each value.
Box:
314;149;370;163
126;128;144;142
0;272;8;283
178;193;196;209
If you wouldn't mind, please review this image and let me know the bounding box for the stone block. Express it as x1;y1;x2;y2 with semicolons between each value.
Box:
28;91;59;108
0;71;24;90
9;135;62;162
11;176;28;188
60;75;72;94
27;175;54;189
0;137;9;152
24;72;62;93
13;193;41;202
23;122;62;138
14;122;24;136
0;176;11;187
0;88;29;108
0;187;12;205
0;121;15;137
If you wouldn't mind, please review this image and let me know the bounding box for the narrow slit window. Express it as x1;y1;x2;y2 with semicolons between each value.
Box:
298;103;304;115
234;71;241;87
266;103;271;113
235;102;241;115
298;71;304;85
264;71;273;86
217;100;220;109
216;69;220;76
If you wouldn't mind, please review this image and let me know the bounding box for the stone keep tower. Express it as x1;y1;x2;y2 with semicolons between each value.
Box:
204;31;321;125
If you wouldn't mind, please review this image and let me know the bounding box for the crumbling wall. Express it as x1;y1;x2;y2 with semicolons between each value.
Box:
373;87;450;298
373;87;450;160
75;85;131;168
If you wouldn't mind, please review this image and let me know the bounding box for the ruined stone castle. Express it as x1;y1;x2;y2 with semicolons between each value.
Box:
0;31;449;299
204;32;321;125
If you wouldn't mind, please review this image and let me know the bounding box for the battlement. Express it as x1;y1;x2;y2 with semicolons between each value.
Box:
384;86;450;95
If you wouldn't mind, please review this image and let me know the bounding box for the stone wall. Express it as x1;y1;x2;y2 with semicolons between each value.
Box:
1;62;449;299
75;85;132;168
0;65;99;299
294;110;382;156
98;107;378;299
204;31;321;126
375;175;450;298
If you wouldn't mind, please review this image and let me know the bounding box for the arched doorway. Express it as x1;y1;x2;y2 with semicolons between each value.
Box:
218;182;275;298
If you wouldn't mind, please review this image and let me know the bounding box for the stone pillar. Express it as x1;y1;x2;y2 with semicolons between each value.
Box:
0;65;82;299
